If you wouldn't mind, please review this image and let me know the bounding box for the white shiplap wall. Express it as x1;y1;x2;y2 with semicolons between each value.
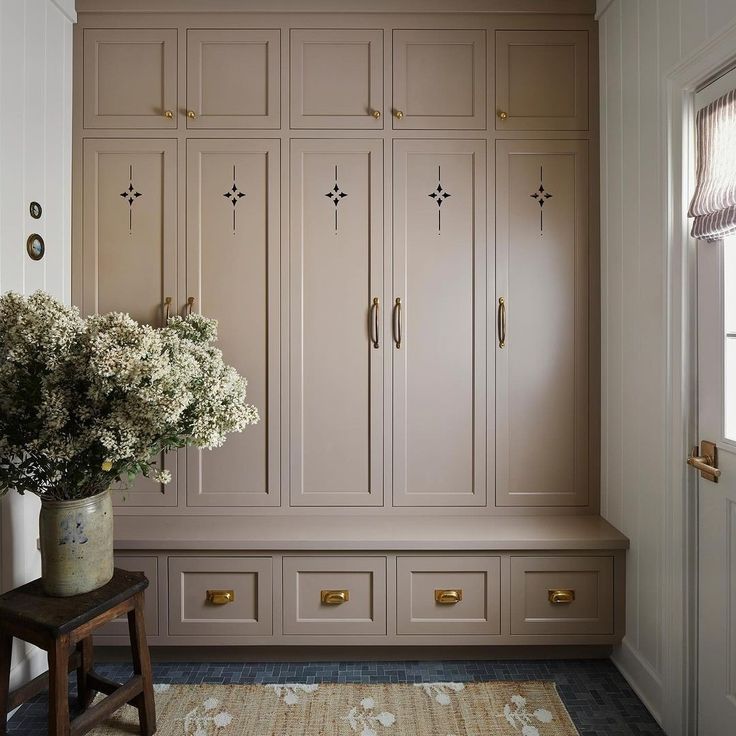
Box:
0;0;75;694
597;0;736;729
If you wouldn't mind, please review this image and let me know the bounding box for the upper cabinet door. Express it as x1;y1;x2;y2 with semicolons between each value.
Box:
290;139;384;506
81;138;178;507
495;30;589;131
186;139;280;507
393;140;487;506
290;29;383;129
496;140;589;507
83;29;178;129
392;30;486;130
186;30;280;129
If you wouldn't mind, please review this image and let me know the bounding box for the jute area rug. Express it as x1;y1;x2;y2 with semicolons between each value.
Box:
88;681;580;736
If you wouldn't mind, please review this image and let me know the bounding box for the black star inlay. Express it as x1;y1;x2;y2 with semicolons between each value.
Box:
428;166;452;233
530;166;553;233
325;165;348;232
119;164;143;234
223;165;246;233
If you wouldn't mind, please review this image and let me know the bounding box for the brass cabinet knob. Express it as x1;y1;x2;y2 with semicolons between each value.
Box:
394;109;404;120
163;110;174;119
371;109;381;119
497;110;509;120
435;589;463;604
548;589;575;605
187;110;197;119
206;589;235;605
321;589;349;605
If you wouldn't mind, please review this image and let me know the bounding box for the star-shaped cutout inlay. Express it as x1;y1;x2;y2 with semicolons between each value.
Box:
530;166;553;233
119;164;143;234
428;166;452;233
223;165;246;234
325;165;348;232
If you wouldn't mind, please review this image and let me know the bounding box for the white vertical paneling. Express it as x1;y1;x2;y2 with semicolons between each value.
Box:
0;0;75;703
597;0;736;728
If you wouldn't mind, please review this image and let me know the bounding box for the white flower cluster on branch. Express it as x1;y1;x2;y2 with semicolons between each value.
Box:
0;291;259;501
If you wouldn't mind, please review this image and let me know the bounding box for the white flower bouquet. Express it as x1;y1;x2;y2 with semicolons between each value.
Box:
0;291;259;501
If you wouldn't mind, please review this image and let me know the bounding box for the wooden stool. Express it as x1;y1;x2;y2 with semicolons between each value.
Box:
0;568;155;736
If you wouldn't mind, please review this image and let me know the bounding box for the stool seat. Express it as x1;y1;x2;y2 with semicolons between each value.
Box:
0;570;147;638
0;568;156;736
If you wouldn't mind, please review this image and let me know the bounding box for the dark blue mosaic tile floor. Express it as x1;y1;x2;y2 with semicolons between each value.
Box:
7;659;663;735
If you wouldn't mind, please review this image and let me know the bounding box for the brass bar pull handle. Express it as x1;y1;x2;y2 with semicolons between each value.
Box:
321;589;349;605
186;296;195;315
687;441;721;482
163;296;172;322
206;589;235;605
498;297;506;348
371;297;380;349
548;589;575;605
435;589;463;604
393;298;402;349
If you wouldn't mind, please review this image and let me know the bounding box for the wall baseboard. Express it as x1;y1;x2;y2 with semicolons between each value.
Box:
611;639;663;726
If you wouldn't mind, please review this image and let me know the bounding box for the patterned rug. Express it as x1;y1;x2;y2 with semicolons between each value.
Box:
88;681;579;735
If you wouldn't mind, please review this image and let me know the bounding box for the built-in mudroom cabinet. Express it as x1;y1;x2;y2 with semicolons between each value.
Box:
72;1;627;648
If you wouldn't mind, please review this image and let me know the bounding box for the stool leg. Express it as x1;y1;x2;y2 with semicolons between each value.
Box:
127;594;155;736
0;635;12;736
48;636;70;736
75;637;95;710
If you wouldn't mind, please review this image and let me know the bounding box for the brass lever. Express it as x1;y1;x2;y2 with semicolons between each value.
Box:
687;440;720;482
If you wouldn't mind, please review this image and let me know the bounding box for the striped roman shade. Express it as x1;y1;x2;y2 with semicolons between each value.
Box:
688;87;736;242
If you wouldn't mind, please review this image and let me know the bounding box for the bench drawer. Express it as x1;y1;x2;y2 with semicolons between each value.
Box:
283;556;386;635
168;556;272;636
98;555;159;637
510;556;614;635
397;556;501;635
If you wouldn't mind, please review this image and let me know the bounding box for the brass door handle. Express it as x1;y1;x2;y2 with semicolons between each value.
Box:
498;297;506;348
687;441;720;482
321;589;349;605
497;110;509;120
435;589;463;604
371;297;380;349
163;296;172;322
548;589;575;605
186;296;195;315
206;589;235;605
394;109;404;120
371;110;381;119
163;110;174;120
187;110;197;119
393;298;402;349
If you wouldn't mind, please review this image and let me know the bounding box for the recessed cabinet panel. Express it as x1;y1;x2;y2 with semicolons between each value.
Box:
186;140;280;507
392;30;486;129
83;29;178;129
397;556;501;635
495;31;589;130
81;139;178;508
393;140;487;506
187;30;280;129
496;140;589;506
290;140;384;506
290;29;383;129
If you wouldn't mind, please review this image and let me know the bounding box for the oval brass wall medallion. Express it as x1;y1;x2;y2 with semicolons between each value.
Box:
26;233;45;261
29;201;42;219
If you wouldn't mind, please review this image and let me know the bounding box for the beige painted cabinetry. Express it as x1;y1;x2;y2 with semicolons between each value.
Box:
73;5;623;650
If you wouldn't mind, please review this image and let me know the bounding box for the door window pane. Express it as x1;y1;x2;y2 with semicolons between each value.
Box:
725;236;736;440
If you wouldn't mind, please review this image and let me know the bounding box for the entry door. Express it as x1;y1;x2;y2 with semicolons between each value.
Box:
186;139;280;507
392;140;487;506
695;67;736;734
290;139;384;506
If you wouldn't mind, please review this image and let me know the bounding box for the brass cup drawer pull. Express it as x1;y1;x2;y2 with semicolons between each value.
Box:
321;589;349;605
548;589;575;605
435;589;463;604
206;589;235;605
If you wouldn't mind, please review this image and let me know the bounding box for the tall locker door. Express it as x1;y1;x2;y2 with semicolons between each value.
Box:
392;140;487;507
290;139;384;506
496;140;589;506
186;139;280;507
81;138;178;507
